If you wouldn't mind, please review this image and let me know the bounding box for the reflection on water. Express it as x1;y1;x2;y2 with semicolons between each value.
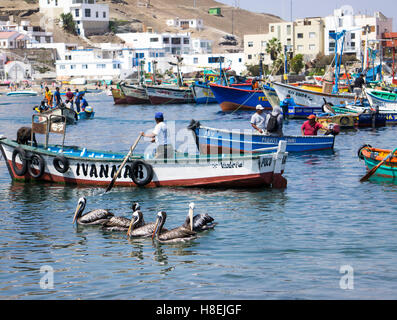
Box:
1;94;397;299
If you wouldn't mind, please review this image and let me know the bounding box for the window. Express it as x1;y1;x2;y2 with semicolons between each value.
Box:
208;57;223;63
96;11;99;18
270;26;274;32
150;37;159;42
163;37;169;44
297;33;304;39
248;41;253;47
351;33;355;39
103;12;106;18
309;32;316;38
113;63;120;69
85;9;91;18
60;65;65;70
248;54;252;60
351;42;356;48
171;38;181;45
286;25;291;35
261;41;267;48
193;57;198;64
183;38;189;44
75;9;79;17
82;64;88;69
297;45;304;51
96;64;106;69
239;58;242;62
70;65;76;69
309;44;316;51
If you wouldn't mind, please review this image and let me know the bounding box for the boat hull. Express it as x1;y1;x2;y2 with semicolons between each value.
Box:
119;83;149;104
193;125;335;153
209;83;273;112
145;85;195;105
38;107;76;124
360;146;397;181
0;138;288;189
366;89;397;109
272;82;355;111
6;91;38;96
191;82;217;104
111;88;127;104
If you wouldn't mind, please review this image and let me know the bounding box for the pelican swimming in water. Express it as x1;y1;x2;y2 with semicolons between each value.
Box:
182;203;217;232
152;211;197;243
102;203;140;232
126;208;168;238
72;197;114;226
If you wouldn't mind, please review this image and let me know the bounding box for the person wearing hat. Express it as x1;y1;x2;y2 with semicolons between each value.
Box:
141;112;174;159
301;114;324;136
250;104;266;134
263;106;284;137
353;74;366;105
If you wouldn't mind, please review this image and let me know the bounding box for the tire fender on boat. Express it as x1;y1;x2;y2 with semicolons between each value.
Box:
28;153;45;179
53;155;69;173
357;144;372;160
12;147;28;176
339;116;351;126
131;160;154;187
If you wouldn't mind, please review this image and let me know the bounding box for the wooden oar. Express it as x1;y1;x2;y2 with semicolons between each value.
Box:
360;147;397;182
105;134;143;193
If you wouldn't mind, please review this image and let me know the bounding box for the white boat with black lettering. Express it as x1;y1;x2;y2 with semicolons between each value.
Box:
0;115;289;189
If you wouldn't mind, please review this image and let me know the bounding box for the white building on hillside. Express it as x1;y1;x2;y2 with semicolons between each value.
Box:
324;5;393;58
166;18;204;31
39;0;109;37
0;20;53;44
0;31;29;49
180;53;246;75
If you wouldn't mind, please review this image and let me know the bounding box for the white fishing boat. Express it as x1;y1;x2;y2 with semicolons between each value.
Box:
6;90;38;97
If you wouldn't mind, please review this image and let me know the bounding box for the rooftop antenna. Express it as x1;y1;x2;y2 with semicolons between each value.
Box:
290;0;292;22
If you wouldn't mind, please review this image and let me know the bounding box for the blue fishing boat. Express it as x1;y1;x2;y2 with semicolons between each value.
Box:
209;83;274;112
191;81;218;104
188;120;336;153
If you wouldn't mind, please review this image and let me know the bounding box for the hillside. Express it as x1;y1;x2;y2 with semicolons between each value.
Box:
0;0;283;52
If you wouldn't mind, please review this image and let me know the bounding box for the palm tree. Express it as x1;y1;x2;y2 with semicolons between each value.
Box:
265;37;283;74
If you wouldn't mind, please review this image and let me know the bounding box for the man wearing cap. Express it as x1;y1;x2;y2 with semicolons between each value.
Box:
141;112;174;159
301;114;324;136
263;106;284;137
250;104;266;134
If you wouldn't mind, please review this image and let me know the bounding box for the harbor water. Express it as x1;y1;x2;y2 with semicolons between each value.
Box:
1;93;397;299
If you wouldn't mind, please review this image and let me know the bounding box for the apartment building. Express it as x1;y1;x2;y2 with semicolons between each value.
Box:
243;33;272;66
294;17;325;60
0;20;53;44
39;0;109;37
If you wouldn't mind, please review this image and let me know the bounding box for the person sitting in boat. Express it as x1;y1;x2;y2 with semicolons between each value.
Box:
141;112;174;159
53;87;62;107
65;88;74;109
301;114;324;136
80;93;89;112
251;105;266;134
264;106;284;137
33;100;49;113
353;74;366;105
280;94;294;120
44;87;53;107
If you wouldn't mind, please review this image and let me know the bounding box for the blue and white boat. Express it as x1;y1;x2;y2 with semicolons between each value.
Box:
191;81;218;104
6;90;38;97
188;121;336;153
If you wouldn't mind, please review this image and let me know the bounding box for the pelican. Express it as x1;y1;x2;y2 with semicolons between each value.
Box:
72;197;114;226
126;209;168;238
102;203;140;232
152;211;197;243
182;202;217;232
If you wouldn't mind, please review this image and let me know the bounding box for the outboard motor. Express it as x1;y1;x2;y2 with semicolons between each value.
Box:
324;123;340;136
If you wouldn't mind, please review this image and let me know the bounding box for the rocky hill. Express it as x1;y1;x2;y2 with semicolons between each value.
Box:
0;0;282;52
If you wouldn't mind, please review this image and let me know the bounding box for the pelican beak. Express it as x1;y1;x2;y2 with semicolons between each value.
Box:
72;203;82;224
127;219;134;237
189;203;194;231
152;218;160;240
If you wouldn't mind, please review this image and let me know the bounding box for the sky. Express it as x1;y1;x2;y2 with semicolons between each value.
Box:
217;0;397;30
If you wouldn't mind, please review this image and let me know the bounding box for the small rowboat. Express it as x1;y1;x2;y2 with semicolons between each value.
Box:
358;145;397;181
0;135;289;189
188;121;336;153
365;88;397;109
6;90;38;97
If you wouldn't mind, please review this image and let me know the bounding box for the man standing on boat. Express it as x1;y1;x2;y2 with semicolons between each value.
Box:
54;87;62;107
280;94;294;120
44;87;53;107
65;88;74;109
251;105;266;134
141;112;174;159
353;74;366;105
301;114;324;136
264;106;283;137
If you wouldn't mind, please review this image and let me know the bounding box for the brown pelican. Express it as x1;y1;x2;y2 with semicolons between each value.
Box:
126;209;168;238
102;203;140;232
152;211;197;243
181;203;217;232
72;197;114;226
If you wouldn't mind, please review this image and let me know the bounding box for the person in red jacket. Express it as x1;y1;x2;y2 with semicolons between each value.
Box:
301;114;324;136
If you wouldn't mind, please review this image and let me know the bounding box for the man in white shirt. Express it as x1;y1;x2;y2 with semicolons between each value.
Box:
141;112;174;159
250;104;266;133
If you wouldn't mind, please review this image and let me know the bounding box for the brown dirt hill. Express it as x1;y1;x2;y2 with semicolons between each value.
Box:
0;0;283;52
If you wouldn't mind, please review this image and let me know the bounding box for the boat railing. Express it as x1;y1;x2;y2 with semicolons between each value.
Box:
32;114;67;149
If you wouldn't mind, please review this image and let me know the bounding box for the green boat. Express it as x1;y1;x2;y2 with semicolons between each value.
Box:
358;145;397;181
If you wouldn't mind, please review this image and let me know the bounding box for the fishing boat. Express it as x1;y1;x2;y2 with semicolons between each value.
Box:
6;90;38;97
209;83;275;112
358;145;397;182
272;82;355;112
111;88;127;104
330;104;390;126
188;120;336;153
0;130;289;189
118;81;149;104
365;88;397;109
36;104;77;125
145;84;195;105
191;81;218;104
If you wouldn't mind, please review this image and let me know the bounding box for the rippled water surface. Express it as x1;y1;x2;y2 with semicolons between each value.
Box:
1;93;397;300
